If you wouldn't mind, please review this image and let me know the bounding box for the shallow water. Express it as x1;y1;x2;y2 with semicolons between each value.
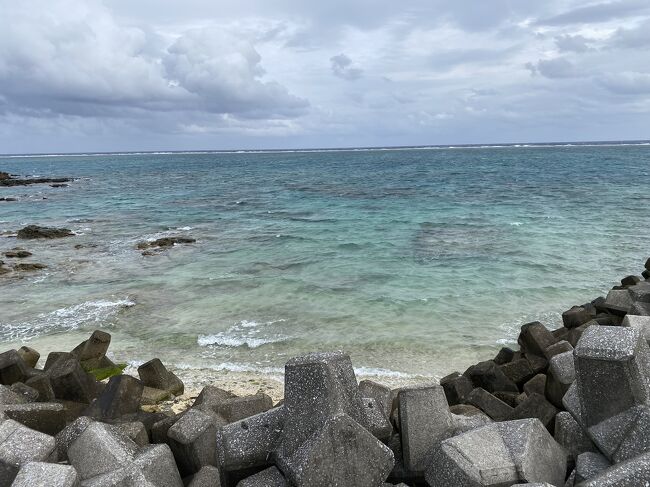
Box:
1;144;649;382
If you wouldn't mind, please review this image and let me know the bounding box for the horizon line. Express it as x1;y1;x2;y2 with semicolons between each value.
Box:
2;138;650;158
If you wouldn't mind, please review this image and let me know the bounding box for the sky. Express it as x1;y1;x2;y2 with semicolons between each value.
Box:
0;0;649;153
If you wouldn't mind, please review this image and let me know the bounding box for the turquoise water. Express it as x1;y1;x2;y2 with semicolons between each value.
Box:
1;144;650;381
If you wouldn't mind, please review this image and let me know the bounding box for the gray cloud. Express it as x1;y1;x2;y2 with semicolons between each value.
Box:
330;54;363;80
555;34;593;52
1;0;650;153
598;72;650;94
536;0;650;26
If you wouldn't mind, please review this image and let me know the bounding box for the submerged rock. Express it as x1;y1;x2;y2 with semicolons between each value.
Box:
17;225;74;239
137;236;196;250
13;263;47;271
3;248;32;258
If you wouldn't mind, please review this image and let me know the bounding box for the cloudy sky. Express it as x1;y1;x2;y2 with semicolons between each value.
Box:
1;0;649;153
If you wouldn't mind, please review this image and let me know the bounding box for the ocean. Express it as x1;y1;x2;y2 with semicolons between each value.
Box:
1;142;650;383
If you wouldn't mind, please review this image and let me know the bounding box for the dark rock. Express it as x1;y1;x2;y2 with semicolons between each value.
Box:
397;384;452;473
644;270;650;279
50;183;68;188
0;350;30;385
518;321;558;356
84;374;143;419
499;358;535;387
440;372;473;406
16;225;73;239
463;360;518;394
3;249;32;259
137;237;196;250
0;175;71;187
508;392;558;433
13;263;47;271
138;358;184;396
466;387;514;421
141;386;172;405
493;347;515;365
0;197;17;202
151;414;181;444
551;327;570;342
525;353;549;374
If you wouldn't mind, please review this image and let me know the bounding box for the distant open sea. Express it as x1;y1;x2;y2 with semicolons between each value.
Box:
1;141;650;382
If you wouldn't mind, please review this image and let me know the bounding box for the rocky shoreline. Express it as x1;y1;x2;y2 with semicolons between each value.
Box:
1;261;650;485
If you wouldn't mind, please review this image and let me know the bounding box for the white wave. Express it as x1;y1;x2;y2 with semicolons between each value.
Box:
353;366;424;379
0;298;135;341
197;319;288;349
175;361;285;375
509;222;523;226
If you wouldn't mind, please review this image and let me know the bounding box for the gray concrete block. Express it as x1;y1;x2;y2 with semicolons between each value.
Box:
24;374;55;402
359;379;397;419
67;421;138;480
11;462;79;487
500;359;535;387
16;347;40;369
508;393;558;433
0;402;66;435
216;406;284;472
467;387;513;422
71;330;111;369
451;410;493;435
363;397;392;440
577;451;650;486
114;421;149;447
575;451;610;484
440;372;473;406
562;306;593;329
84;374;143;420
603;288;633;315
192;386;236;410
278;413;394;487
574;326;650;427
464;361;518;394
212;394;273;423
553;411;597;463
138;359;184;396
278;352;369;461
398;384;452;473
48;356;99;404
0;419;56;485
518;322;558;356
424;418;567;487
133;443;183;487
0;351;30;386
9;383;38;403
622;314;650;344
587;404;650;463
55;416;94;462
236;466;286;487
546;351;575;409
544;340;573;360
523;374;547;397
0;385;27;405
186;465;221;487
167;408;217;476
